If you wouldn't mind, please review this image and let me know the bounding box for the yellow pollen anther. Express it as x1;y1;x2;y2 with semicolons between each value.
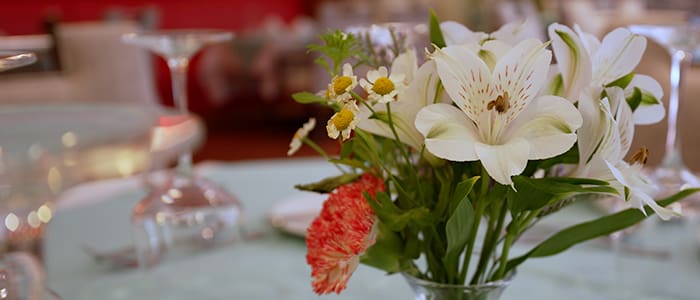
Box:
629;147;649;165
487;92;510;113
333;76;353;95
332;108;354;131
372;77;395;95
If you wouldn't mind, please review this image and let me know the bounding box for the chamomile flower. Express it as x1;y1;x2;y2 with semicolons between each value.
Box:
287;118;316;156
327;63;358;102
360;66;405;104
327;101;360;140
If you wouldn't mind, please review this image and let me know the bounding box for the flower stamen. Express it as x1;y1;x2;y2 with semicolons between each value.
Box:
333;76;354;95
487;92;510;114
628;147;649;165
332;108;355;131
371;77;395;96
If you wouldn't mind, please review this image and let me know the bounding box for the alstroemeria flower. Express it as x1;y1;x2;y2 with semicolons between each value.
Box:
574;87;676;219
306;173;385;294
440;19;539;47
327;100;360;140
287;118;316;156
360;66;406;104
358;51;448;150
328;63;358;102
549;23;664;125
415;39;582;185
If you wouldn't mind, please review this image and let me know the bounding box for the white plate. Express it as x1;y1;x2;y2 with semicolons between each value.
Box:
268;192;326;237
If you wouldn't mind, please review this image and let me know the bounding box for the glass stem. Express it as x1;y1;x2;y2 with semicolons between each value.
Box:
167;57;193;178
661;50;688;170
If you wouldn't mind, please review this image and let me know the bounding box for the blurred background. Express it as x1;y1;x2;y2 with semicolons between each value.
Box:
1;0;699;168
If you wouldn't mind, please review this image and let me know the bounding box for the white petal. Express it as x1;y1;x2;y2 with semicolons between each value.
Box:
593;28;646;84
342;63;354;76
391;49;417;83
505;95;582;159
491;39;552;121
629;74;663;99
432;45;494;121
367;69;380;82
491;20;532;45
440;21;487;45
573;24;601;55
415;103;480;161
606;87;635;157
548;23;593;100
475;138;530;185
634;104;665;125
628;74;665;125
357;103;423;149
577;87;609;164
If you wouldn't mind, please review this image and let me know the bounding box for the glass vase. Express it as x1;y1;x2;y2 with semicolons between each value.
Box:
403;273;512;300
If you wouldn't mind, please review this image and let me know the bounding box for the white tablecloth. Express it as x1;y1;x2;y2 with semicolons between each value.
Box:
45;158;700;299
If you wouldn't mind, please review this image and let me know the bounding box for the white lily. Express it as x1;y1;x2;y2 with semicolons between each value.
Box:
548;23;664;125
415;39;582;185
358;51;447;150
574;87;676;219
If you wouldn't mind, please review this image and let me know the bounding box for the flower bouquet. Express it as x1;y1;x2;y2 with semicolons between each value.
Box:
288;13;698;297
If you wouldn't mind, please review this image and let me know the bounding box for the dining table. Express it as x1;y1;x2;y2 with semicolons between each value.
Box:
44;157;700;299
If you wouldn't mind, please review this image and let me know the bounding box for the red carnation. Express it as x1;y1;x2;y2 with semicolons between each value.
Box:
305;173;385;294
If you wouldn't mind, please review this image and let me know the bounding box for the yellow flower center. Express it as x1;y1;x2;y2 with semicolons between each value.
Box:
332;108;355;131
333;76;353;95
372;77;395;96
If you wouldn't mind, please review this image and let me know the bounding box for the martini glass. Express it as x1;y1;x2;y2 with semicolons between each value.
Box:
122;30;244;268
628;23;700;202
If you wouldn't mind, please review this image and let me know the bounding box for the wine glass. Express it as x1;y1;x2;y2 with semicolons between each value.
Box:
122;30;244;268
628;23;700;202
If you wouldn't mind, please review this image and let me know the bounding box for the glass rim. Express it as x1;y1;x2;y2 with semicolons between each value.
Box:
122;29;234;41
402;271;515;290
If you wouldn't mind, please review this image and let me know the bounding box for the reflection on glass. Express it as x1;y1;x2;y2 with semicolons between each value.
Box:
123;30;244;269
628;23;700;203
0;51;36;72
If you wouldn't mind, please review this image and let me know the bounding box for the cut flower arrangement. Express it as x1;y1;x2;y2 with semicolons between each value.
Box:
288;13;698;296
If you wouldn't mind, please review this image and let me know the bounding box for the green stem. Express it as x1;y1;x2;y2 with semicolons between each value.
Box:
303;138;346;173
458;167;490;284
470;199;506;284
385;103;415;168
495;232;515;280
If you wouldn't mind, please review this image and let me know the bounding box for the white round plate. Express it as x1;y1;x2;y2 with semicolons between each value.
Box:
268;192;326;237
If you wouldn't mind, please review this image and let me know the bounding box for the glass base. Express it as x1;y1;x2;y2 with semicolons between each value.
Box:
649;166;700;214
403;273;512;300
131;172;243;269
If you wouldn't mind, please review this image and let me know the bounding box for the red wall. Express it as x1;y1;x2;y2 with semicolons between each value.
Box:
0;0;307;35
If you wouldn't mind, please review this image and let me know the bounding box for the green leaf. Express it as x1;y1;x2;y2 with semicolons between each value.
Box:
605;72;635;89
627;87;643;111
443;177;478;269
328;158;367;170
507;176;616;213
294;173;361;193
429;10;446;48
291;92;328;105
361;222;404;273
368;192;432;231
504;188;700;273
